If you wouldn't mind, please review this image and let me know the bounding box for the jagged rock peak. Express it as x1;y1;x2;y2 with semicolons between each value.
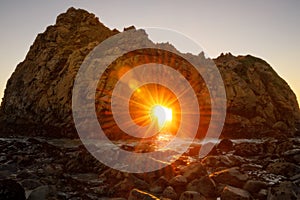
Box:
123;25;136;31
56;7;99;26
54;7;119;35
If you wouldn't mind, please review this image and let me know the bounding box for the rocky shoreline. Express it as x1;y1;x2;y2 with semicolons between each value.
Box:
1;7;300;200
1;126;300;199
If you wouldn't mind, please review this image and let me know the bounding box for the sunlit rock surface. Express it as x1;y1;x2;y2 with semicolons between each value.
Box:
0;7;299;139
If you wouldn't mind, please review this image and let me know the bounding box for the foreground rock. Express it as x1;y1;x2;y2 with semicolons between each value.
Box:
210;167;249;188
179;191;205;200
27;185;57;200
267;181;300;200
0;179;26;200
221;185;251;200
1;133;300;199
128;189;159;200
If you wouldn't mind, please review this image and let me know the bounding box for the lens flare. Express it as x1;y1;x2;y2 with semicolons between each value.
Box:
129;83;181;136
73;28;227;173
151;105;172;129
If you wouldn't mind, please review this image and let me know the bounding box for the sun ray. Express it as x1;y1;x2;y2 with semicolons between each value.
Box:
126;83;181;137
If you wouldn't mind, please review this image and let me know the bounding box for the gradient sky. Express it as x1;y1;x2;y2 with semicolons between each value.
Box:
0;0;299;105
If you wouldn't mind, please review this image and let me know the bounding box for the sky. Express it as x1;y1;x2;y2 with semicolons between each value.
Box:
0;0;299;105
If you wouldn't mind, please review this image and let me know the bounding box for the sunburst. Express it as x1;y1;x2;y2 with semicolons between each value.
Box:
129;83;181;136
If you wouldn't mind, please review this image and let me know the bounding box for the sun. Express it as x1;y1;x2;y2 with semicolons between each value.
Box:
151;105;172;129
128;83;181;135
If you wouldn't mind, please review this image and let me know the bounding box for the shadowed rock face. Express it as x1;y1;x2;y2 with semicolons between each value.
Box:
0;7;299;138
0;7;118;137
215;54;300;138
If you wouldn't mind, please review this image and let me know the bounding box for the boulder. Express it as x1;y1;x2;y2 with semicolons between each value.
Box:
243;180;267;194
181;163;207;181
170;175;188;187
210;167;248;188
216;139;234;153
234;142;264;157
128;188;159;200
27;185;56;200
266;162;300;177
220;185;252;200
267;181;300;200
149;176;169;193
0;179;26;200
283;149;300;163
162;186;177;200
179;191;205;200
169;175;188;195
201;154;245;168
186;176;216;197
272;121;288;131
20;179;42;190
109;176;149;197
